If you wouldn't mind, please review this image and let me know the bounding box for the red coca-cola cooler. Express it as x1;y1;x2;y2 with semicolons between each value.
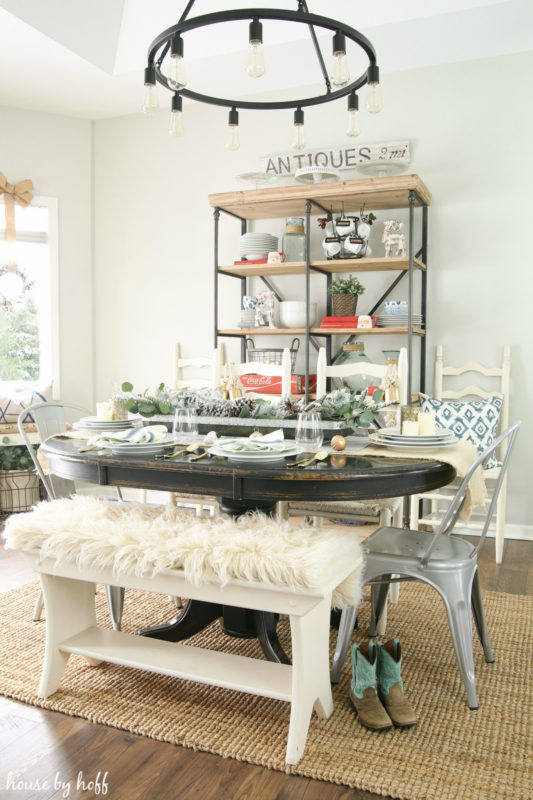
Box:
239;374;317;395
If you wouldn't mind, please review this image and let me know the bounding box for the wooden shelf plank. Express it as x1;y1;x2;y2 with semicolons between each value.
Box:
209;175;431;220
218;327;425;337
218;256;425;278
311;327;426;336
311;256;426;273
219;262;307;277
60;626;293;702
219;328;306;336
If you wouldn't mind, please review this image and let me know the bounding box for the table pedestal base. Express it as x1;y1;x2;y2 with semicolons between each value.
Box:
138;497;290;664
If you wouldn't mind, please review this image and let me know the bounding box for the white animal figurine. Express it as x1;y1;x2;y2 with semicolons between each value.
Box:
382;220;406;257
255;290;276;327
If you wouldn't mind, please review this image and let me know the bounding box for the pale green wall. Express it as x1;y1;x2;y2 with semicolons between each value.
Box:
89;50;532;528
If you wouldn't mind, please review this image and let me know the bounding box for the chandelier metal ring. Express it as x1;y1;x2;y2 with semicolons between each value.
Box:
148;7;377;111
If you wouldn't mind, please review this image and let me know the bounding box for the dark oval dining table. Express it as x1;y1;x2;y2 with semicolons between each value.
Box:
41;437;456;662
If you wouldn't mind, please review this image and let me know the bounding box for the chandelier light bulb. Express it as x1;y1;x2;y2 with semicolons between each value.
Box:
346;91;361;137
246;18;265;78
331;31;349;87
292;108;306;151
142;66;159;114
168;35;187;89
169;94;184;137
168;56;187;89
366;64;383;113
225;107;240;151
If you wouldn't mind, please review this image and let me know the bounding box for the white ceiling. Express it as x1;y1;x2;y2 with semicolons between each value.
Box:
0;0;531;119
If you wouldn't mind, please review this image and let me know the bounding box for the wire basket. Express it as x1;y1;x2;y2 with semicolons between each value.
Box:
246;338;300;371
0;470;40;514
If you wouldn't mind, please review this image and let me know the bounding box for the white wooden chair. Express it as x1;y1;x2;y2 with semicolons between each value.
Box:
316;346;408;403
173;343;224;390
409;344;511;564
225;347;292;398
289;346;408;528
285;347;408;626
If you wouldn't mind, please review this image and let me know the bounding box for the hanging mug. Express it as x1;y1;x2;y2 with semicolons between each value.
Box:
344;236;364;256
323;237;341;258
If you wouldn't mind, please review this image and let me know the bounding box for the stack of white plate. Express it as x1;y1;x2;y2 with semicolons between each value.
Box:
240;232;278;260
73;416;138;432
376;315;424;327
370;429;457;450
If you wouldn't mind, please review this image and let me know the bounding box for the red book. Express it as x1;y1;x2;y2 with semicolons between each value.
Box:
322;316;359;322
233;259;268;265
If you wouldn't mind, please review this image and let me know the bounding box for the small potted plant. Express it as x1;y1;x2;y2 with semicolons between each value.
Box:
328;275;366;316
0;443;40;513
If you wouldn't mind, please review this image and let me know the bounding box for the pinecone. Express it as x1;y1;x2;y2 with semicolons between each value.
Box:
277;397;304;418
228;397;256;417
200;400;231;417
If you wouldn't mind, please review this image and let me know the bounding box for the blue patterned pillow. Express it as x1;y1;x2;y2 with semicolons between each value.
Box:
0;384;51;425
420;393;503;469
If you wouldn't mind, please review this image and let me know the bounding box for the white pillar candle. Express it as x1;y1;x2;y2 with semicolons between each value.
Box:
418;412;436;436
96;401;114;421
402;420;419;435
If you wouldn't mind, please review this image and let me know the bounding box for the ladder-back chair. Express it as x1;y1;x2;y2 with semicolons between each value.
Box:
409;344;510;563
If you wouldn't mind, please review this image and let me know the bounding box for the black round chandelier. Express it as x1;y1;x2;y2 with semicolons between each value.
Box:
143;1;383;149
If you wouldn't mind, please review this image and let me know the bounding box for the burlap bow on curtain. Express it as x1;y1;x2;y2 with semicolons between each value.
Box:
0;173;34;270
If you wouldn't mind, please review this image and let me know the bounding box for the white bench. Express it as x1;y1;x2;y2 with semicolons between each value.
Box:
5;497;363;766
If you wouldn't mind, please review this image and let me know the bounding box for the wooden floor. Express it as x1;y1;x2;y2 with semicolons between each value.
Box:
1;523;532;800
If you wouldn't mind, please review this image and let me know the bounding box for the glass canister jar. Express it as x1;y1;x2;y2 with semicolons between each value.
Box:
282;217;306;262
332;342;375;392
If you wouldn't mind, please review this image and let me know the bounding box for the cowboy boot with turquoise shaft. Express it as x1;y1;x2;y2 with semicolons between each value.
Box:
350;642;392;730
377;639;417;728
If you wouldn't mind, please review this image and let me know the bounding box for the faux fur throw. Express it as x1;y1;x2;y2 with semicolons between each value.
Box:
4;496;364;609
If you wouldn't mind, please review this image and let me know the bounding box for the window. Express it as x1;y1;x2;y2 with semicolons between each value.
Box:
0;197;58;390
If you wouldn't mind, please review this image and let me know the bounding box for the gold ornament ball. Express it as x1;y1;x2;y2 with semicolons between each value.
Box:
331;435;347;451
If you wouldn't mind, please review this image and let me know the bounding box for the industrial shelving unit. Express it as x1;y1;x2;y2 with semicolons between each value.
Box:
209;174;431;402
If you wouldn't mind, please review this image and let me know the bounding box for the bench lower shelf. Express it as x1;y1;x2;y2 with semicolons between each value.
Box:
59;626;293;701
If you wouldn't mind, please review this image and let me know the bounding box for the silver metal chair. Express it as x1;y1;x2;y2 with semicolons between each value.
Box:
18;401;124;629
330;421;521;709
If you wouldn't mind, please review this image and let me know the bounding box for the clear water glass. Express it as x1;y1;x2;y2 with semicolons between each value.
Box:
295;411;323;452
172;408;199;441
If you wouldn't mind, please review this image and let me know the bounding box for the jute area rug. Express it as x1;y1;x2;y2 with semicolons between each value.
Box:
0;581;531;800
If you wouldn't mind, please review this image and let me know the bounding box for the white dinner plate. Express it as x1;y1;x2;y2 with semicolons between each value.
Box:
109;443;170;455
108;434;175;450
379;430;456;443
369;433;457;450
209;443;302;461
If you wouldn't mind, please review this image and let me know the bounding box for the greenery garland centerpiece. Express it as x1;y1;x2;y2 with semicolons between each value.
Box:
113;382;391;433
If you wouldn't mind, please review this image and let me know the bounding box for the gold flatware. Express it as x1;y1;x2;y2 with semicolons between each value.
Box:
189;449;212;461
156;443;202;460
287;450;329;468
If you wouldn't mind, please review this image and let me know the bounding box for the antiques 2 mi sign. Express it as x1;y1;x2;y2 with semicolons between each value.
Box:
259;141;410;176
